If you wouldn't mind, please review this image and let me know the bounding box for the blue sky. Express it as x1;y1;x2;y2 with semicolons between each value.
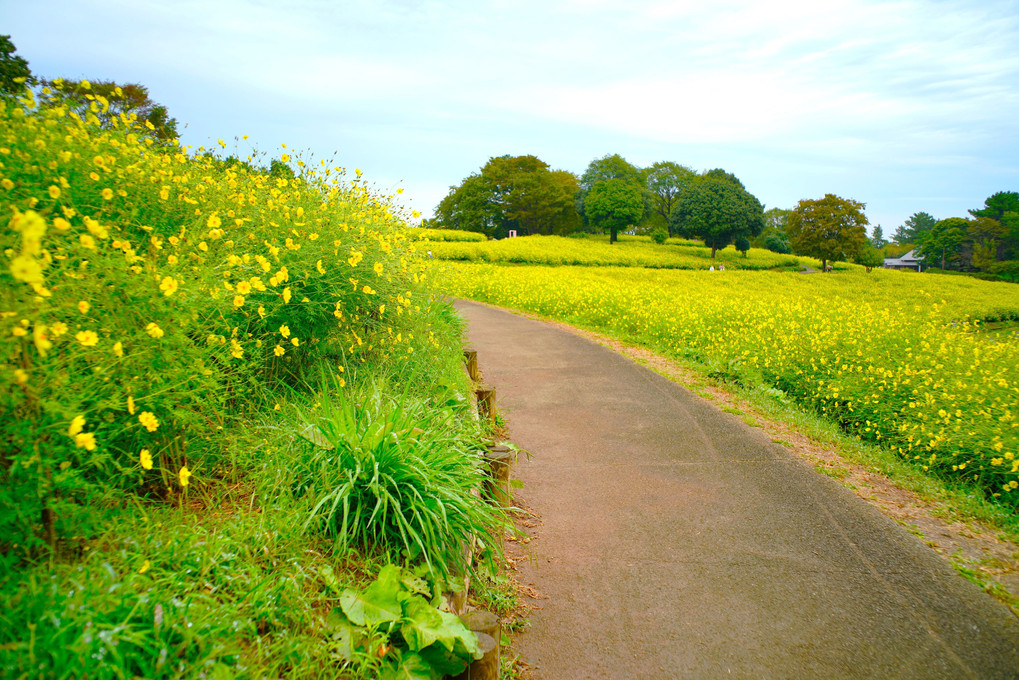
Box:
5;0;1019;231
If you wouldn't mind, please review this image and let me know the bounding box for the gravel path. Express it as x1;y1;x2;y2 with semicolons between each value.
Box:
454;299;1019;680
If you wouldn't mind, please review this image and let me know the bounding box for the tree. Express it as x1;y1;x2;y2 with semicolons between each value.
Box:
754;207;792;253
892;211;935;244
43;79;179;141
735;236;751;258
786;194;869;271
585;179;645;244
669;176;764;257
0;35;34;95
853;245;885;273
969;191;1019;261
645;161;696;232
916;217;967;270
433;155;580;238
870;225;886;248
576;154;644;226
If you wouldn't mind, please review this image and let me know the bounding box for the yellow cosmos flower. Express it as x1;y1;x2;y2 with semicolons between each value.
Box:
159;276;179;296
257;305;266;319
282;287;292;303
13;369;28;385
138;559;151;574
207;214;221;229
291;337;299;347
279;324;290;338
145;323;164;338
1;178;13;190
78;301;90;314
140;448;153;470
235;280;251;295
101;188;113;200
74;432;97;451
53;217;70;231
138;411;159;432
127;395;136;414
48;185;61;199
274;344;285;357
178;465;191;487
76;330;99;346
10;255;43;285
373;262;384;275
113;341;124;357
233;295;245;307
33;324;52;356
68;415;86;437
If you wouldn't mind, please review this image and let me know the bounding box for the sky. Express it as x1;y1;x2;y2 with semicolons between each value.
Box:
5;0;1019;231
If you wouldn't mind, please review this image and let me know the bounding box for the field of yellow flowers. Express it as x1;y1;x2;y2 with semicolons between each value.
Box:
433;261;1019;507
423;232;811;270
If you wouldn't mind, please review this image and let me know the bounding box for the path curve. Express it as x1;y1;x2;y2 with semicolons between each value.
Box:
454;299;1019;680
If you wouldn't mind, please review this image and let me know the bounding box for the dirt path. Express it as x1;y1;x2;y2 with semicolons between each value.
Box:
454;299;1019;680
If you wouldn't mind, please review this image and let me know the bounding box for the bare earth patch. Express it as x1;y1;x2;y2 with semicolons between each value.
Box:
501;308;1019;615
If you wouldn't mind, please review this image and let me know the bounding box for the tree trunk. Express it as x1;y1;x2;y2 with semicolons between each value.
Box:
610;228;617;244
942;248;946;271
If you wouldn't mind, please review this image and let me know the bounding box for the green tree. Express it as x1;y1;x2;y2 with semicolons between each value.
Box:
576;154;644;227
753;207;792;252
433;155;580;238
0;35;34;95
786;194;869;271
645;161;696;232
669;176;765;257
734;236;751;258
969;191;1019;261
870;225;886;248
43;79;179;141
585;179;645;244
892;211;935;244
915;217;967;270
853;245;886;272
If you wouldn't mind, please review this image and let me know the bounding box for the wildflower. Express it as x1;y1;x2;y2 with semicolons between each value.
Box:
316;260;326;274
291;337;300;347
374;261;384;275
68;415;86;436
363;285;376;295
1;178;13;190
13;369;28;385
78;301;90;314
101;188;113;200
146;323;164;338
48;185;61;199
279;324;290;338
138;559;151;574
233;295;245;307
10;255;43;284
207;214;221;229
113;341;124;357
230;339;244;358
159;276;179;296
33;324;52;356
274;344;285;357
74;432;97;451
80;234;96;250
53;217;70;231
235;280;251;295
257;305;266;319
140;449;153;470
127;395;136;414
76;330;99;346
138;411;159;432
283;287;292;303
178;465;191;487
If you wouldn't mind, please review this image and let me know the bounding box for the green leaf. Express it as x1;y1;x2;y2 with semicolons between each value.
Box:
379;650;436;680
418;643;469;677
399;593;446;652
340;565;403;627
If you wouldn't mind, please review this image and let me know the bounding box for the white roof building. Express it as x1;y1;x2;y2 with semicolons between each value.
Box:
883;249;924;271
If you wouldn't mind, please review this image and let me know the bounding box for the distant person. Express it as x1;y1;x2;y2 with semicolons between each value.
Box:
719;264;725;271
709;265;715;271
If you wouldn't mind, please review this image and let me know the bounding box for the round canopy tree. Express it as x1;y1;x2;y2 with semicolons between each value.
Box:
787;194;869;271
669;176;764;257
585;179;645;243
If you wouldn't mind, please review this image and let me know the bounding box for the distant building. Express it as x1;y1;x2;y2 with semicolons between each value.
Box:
883;249;924;271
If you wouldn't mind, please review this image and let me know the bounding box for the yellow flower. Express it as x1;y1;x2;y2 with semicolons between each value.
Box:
348;250;363;266
10;255;43;284
274;344;285;357
101;188;113;200
257;305;266;319
282;287;292;303
1;178;13;190
316;260;326;274
207;214;221;229
233;295;245;307
362;285;376;295
80;234;96;250
230;339;243;358
373;261;384;275
235;280;251;295
279;324;290;338
178;465;192;487
127;395;136;414
74;432;97;451
12;326;27;337
48;185;61;199
113;341;124;357
53;217;71;231
145;323;164;338
13;369;28;385
139;448;152;470
291;337;300;347
138;411;159;432
32;324;52;356
68;414;86;437
138;559;151;574
76;330;99;347
78;301;90;314
159;276;179;296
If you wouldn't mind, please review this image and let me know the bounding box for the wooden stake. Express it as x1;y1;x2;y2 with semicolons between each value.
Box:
452;632;499;680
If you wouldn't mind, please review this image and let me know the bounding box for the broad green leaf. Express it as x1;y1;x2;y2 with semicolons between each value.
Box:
418;643;469;677
379;650;436;680
398;593;446;652
340;565;403;627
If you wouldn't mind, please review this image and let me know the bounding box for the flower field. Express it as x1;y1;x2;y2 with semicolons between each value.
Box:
423;233;811;270
433;262;1019;507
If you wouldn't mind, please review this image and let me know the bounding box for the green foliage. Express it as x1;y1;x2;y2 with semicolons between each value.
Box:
41;78;179;141
0;35;34;95
296;373;504;580
734;235;751;257
433;156;579;238
650;226;668;244
786;193;868;270
893;211;936;245
576;153;644;225
645;161;695;229
669;175;765;257
413;228;487;242
584;179;646;243
853;244;885;272
916;217;967;270
332;565;482;679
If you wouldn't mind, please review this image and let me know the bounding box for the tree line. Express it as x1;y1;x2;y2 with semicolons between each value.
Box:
430;151;1017;279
